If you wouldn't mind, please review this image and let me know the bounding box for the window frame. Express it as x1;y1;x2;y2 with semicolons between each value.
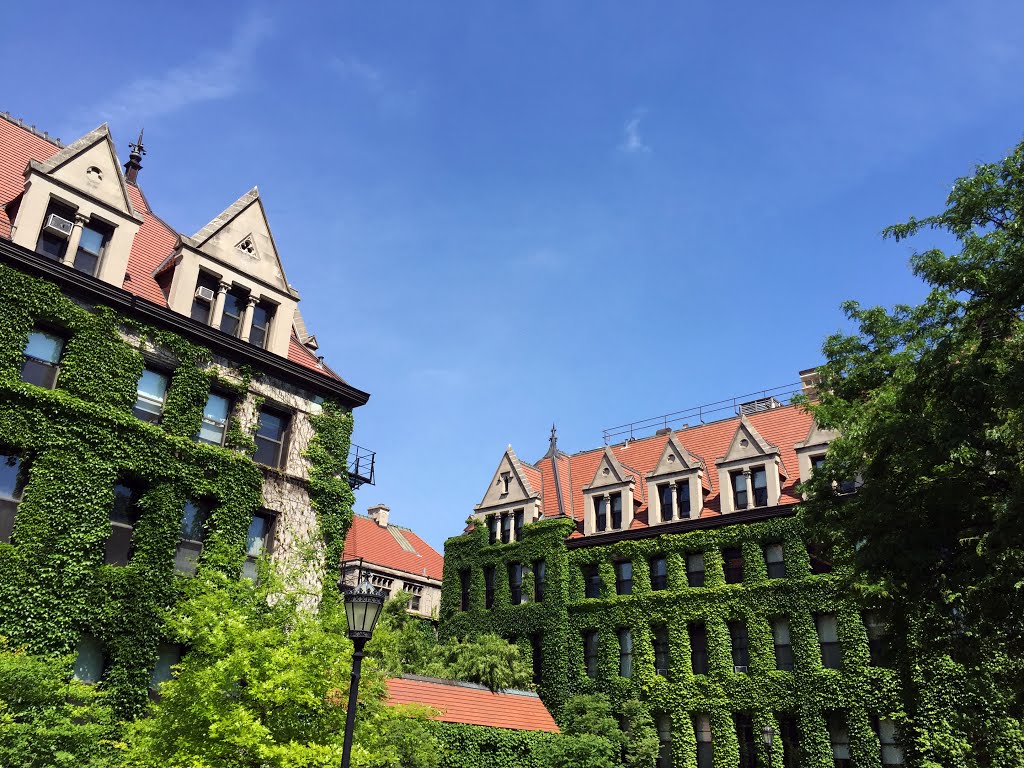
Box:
764;542;786;579
816;613;843;669
594;496;607;531
196;390;232;447
500;513;512;544
617;627;633;678
731;469;748;510
248;300;275;349
772;617;794;671
242;509;276;581
175;499;209;576
827;712;852;768
253;406;291;470
614;560;633;595
693;713;713;768
689;622;709;674
734;712;757;768
723;546;744;584
0;453;28;544
650;554;668;590
508;562;523;605
73;218;111;276
686;552;706;587
658;482;672;522
105;482;143;566
609;491;623;529
583;563;602;599
729;620;750;672
133;365;171;424
220;286;248;337
20;327;65;389
751;464;768;507
583;629;599;678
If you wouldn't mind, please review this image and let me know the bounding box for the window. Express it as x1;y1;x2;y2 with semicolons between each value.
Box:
500;472;511;494
865;612;889;666
650;554;667;590
873;716;905;766
254;407;289;469
149;643;182;700
484;565;496;608
827;712;851;768
778;714;801;768
658;483;672;522
531;633;543;684
513;507;524;540
618;628;633;677
731;469;748;509
403;582;423;611
533;559;546;602
0;453;27;544
655;712;672;768
594;496;607;531
686;552;705;587
817;613;842;669
809;543;834;574
583;564;601;598
248;301;275;348
508;562;523;605
500;513;512;544
838;477;858;495
35;200;75;261
133;368;169;423
459;569;470;611
764;543;786;578
653;624;670;676
723;547;744;584
610;492;622;529
21;329;64;388
196;392;231;446
678;481;691;517
175;500;208;576
693;713;713;768
73;220;110;276
689;622;709;674
772;617;794;671
614;560;633;595
751;465;768;507
487;515;498;545
191;272;219;323
242;511;275;581
583;630;599;678
106;483;141;566
734;713;756;768
729;620;750;672
72;633;105;684
220;286;248;337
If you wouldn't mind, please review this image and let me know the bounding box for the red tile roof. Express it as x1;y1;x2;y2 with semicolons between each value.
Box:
342;514;444;581
386;676;559;732
532;405;814;534
0;114;340;381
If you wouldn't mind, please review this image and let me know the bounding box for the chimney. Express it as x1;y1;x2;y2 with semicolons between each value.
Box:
367;504;390;528
124;129;146;185
799;367;822;402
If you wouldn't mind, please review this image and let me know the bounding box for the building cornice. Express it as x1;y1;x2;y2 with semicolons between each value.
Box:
565;503;798;549
0;237;370;407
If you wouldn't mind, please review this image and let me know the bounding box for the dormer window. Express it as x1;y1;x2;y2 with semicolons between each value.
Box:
717;417;787;514
35;200;75;262
584;448;636;535
220;287;248;337
751;466;768;507
191;272;219;324
731;470;748;510
73;219;111;277
610;492;622;529
248;301;274;348
647;434;705;525
595;496;607;531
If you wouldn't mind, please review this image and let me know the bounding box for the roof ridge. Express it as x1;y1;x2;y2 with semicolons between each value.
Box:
0;112;63;147
399;674;541;698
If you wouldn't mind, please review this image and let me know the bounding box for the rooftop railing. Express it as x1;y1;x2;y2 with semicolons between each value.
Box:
348;443;375;488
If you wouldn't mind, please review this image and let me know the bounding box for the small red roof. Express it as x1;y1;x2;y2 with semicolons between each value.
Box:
343;514;444;581
0;114;341;381
386;676;559;732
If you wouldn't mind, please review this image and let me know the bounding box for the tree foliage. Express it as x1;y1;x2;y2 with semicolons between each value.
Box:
804;138;1024;766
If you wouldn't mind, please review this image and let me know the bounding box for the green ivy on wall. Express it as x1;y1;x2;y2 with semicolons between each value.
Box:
0;263;355;717
440;513;909;767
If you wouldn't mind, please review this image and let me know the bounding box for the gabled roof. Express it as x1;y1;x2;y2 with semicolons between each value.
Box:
583;446;634;490
341;514;444;581
717;415;781;464
795;419;839;451
475;446;540;511
0;114;344;383
386;676;559;732
647;433;704;477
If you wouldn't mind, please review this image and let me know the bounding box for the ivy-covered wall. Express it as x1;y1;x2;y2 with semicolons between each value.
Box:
440;513;907;768
0;262;356;715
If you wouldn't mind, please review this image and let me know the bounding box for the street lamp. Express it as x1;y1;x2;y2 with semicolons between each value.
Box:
762;724;775;767
340;579;385;768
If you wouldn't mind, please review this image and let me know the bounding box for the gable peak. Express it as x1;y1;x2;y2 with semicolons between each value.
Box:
719;415;780;464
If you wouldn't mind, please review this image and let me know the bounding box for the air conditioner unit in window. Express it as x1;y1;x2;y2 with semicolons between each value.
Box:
43;213;74;238
733;665;749;673
194;286;216;302
655;667;668;676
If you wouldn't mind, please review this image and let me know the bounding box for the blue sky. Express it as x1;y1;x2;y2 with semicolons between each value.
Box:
5;1;1024;551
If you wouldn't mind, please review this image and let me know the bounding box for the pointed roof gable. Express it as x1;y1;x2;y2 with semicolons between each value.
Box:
717;415;780;464
29;124;137;218
795;419;839;451
187;187;295;296
647;433;704;477
584;446;634;491
476;446;539;510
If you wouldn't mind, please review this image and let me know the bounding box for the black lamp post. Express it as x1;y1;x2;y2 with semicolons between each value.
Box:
340;579;385;768
762;724;775;768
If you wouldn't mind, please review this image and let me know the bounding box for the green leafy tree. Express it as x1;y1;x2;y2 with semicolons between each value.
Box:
440;633;534;692
536;694;621;768
804;138;1024;767
0;639;122;768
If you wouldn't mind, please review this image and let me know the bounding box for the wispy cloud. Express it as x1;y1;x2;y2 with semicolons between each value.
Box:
328;56;420;116
619;111;651;154
71;12;273;132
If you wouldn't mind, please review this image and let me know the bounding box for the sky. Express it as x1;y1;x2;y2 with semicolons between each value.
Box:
5;1;1024;551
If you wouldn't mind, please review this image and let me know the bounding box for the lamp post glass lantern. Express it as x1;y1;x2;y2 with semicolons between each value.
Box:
340;579;385;768
762;724;775;767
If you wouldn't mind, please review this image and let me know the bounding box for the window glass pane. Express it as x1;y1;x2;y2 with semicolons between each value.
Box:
197;393;230;445
137;369;168;401
610;493;622;528
659;484;672;521
650;555;667;589
687;552;706;587
677;482;691;516
73;634;104;683
180;501;206;541
828;714;851;760
752;467;767;489
24;330;63;362
246;515;269;557
79;226;105;254
616;561;632;594
110;484;138;525
257;410;285;440
732;471;747;507
0;455;22;499
252;303;271;329
772;618;791;645
37;232;66;260
150;644;181;690
817;614;839;642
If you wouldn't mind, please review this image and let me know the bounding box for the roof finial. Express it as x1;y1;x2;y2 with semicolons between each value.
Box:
544;423;561;458
124;128;146;185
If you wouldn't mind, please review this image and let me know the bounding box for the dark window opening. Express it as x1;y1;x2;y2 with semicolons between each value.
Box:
513;507;524;540
778;714;801;768
487;515;498;545
764;543;786;578
149;643;182;701
614;560;633;595
729;620;750;672
459;569;470;611
21;329;64;389
656;712;672;768
594;496;607;531
531;633;543;684
484;565;496;609
254;407;290;469
677;481;691;517
248;301;274;349
809;543;834;574
693;713;713;768
773;617;794;671
827;712;851;768
533;559;546;602
583;630;599;678
74;220;111;276
653;624;670;676
191;272;220;324
508;562;523;605
220;287;248;337
658;483;672;522
731;469;748;509
686;552;706;587
0;453;28;544
35;200;75;262
689;622;709;674
583;564;601;598
723;547;744;584
242;510;275;581
610;492;623;529
734;712;757;768
500;513;512;544
106;483;142;566
817;613;842;669
175;500;208;576
650;554;667;590
865;612;890;666
751;465;768;507
618;628;633;677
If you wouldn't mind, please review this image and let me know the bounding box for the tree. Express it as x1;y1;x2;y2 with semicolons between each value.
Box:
803;138;1024;767
535;694;658;768
0;638;121;768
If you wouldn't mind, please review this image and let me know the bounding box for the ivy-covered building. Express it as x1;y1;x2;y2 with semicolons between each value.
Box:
0;113;371;714
439;379;907;768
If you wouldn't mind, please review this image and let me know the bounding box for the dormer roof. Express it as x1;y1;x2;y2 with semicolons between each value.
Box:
584;446;636;491
647;433;704;477
717;415;781;465
476;446;540;511
795;420;839;452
